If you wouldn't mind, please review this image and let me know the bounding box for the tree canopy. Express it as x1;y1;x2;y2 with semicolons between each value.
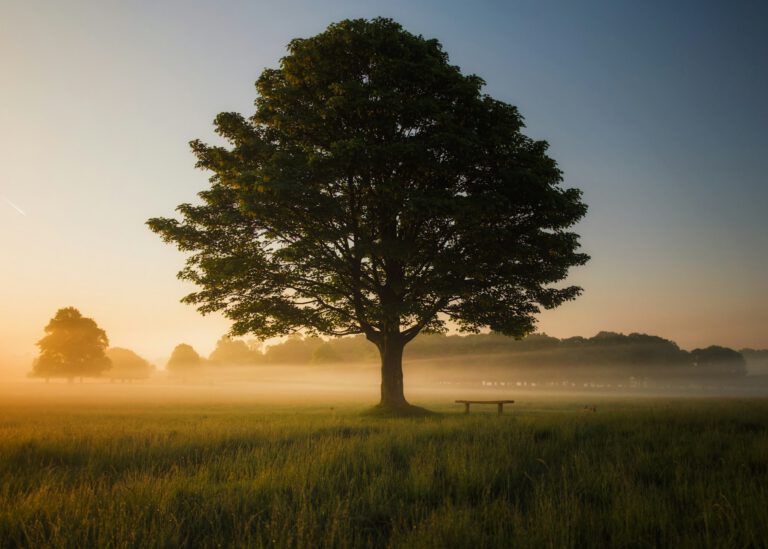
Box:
209;336;261;365
148;18;589;410
166;343;202;373
106;347;154;380
692;346;747;377
32;307;111;381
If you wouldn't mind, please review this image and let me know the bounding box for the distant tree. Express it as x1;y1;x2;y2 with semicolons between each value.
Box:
166;343;202;373
106;348;154;381
405;331;561;358
312;342;342;363
402;331;690;378
740;348;768;375
148;18;588;412
32;307;111;382
264;335;324;364
691;346;747;377
324;334;378;362
563;332;690;375
209;335;262;365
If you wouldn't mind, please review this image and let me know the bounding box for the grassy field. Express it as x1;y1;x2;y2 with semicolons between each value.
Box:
1;389;767;548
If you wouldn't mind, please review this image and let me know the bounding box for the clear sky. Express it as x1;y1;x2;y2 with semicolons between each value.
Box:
1;0;766;369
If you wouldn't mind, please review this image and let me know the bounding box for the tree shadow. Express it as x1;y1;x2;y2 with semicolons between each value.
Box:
361;403;440;418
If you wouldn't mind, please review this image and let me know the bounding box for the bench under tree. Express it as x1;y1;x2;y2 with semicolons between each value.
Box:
455;400;515;415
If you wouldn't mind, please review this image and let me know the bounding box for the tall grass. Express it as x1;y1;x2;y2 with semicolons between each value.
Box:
1;399;767;547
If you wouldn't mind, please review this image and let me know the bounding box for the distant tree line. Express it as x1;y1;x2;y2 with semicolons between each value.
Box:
30;307;761;382
182;330;755;380
740;349;768;375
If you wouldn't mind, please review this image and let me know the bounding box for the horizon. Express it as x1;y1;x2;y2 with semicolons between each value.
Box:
2;1;767;369
4;325;765;380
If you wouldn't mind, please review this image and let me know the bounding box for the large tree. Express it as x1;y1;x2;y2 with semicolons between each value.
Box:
32;307;111;382
148;18;589;411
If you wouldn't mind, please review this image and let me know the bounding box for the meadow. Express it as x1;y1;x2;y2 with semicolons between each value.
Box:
0;385;767;548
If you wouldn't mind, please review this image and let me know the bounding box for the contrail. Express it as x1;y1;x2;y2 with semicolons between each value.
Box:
2;196;26;216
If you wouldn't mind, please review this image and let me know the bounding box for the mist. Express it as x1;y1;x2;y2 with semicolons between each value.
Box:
5;327;767;406
5;352;768;415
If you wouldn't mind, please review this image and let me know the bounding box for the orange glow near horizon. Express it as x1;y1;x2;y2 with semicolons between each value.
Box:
2;2;767;378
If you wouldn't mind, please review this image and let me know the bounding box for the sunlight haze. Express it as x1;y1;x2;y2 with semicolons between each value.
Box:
1;0;766;375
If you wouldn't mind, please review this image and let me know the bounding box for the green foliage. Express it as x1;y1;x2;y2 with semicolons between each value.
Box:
1;400;767;547
31;307;111;380
147;17;588;344
166;343;202;373
105;348;153;380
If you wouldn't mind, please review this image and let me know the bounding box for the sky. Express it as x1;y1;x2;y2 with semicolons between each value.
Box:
1;0;766;369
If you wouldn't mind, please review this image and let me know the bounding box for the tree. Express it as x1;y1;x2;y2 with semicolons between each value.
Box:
106;347;154;381
32;307;111;382
209;335;262;365
741;348;768;375
148;18;589;412
312;342;342;363
166;343;202;373
691;346;747;378
264;335;323;364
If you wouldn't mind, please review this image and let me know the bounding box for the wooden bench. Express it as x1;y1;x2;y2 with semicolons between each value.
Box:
456;400;515;415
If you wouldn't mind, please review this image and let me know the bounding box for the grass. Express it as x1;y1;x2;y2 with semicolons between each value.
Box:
0;396;767;548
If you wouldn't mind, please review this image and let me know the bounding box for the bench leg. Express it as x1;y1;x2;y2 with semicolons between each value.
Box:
498;403;503;415
464;402;470;414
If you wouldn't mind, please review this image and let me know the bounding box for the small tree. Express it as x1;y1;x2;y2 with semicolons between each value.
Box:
148;18;589;412
32;307;111;382
106;347;154;381
209;335;262;365
166;343;202;373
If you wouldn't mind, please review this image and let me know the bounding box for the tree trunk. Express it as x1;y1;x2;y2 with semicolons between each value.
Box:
378;335;408;408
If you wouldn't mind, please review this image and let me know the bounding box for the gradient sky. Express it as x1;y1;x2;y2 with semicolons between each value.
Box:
1;0;766;369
